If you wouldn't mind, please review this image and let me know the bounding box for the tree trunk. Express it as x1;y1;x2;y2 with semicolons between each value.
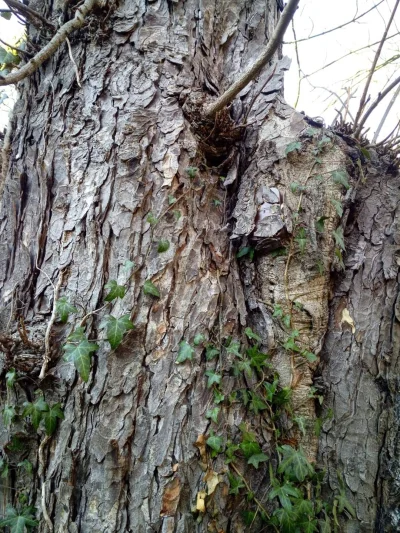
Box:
0;1;399;532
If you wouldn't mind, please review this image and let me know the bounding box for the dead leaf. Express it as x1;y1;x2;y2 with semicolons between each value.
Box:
196;491;207;513
160;476;181;517
205;469;220;495
341;308;355;333
194;434;207;464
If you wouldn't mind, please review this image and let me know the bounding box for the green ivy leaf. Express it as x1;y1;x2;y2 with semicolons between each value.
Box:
206;433;223;456
17;460;33;475
23;397;48;430
285;141;302;155
269;481;302;510
143;280;160;298
122;259;135;273
104;280;126;301
278;445;315;482
213;389;225;404
146;212;158;225
193;333;205;346
360;147;371;160
67;327;87;342
101;314;134;349
295;227;308;254
206;345;220;360
273;304;283;318
302;350;318;363
330;198;343;217
236;246;254;259
228;473;245;494
205;370;222;388
0;505;39;533
5;368;16;388
247;453;269;469
56;296;78;323
331;169;350;190
332;227;345;251
173;210;181;221
244;327;262;343
316;216;329;233
0;46;7;63
63;340;98;382
168;195;177;204
176;340;194;363
206;407;220;423
240;439;261;459
0;12;12;20
294;415;307;435
157;240;170;253
283;336;301;353
42;403;64;436
2;405;16;427
226;340;241;357
185;166;198;179
282;314;291;328
249;392;268;415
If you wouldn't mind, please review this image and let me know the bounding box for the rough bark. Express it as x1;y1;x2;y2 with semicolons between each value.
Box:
318;155;400;533
0;1;399;532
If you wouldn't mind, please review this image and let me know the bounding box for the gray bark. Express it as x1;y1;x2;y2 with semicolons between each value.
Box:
0;1;399;532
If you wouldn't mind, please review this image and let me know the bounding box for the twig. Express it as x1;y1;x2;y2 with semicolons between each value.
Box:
0;0;99;87
4;0;55;29
353;0;400;129
0;38;32;58
39;269;65;380
204;0;300;118
284;0;385;44
301;32;400;80
38;435;53;532
291;17;302;109
231;463;272;522
65;37;81;87
373;120;400;147
372;83;400;143
355;74;400;137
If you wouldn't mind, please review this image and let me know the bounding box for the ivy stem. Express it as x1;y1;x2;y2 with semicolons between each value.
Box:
231;463;273;523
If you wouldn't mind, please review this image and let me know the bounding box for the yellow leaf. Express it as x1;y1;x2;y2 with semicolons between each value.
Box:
205;469;220;495
196;491;207;513
341;308;355;333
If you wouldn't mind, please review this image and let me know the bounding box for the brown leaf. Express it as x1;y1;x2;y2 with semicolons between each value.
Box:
194;434;207;464
160;476;181;517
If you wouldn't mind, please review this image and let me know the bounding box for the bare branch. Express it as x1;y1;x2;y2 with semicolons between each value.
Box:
4;0;55;29
0;0;98;87
302;32;400;80
0;38;33;58
353;0;400;129
284;0;385;44
372;83;400;142
291;17;302;108
355;74;400;137
204;0;300;118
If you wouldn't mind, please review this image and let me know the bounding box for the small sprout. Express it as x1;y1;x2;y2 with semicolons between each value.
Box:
212;199;222;207
331;169;350;190
206;407;220;423
168;195;177;205
146;212;158;226
157;240;170;253
193;333;205;346
185;166;199;179
236;246;255;260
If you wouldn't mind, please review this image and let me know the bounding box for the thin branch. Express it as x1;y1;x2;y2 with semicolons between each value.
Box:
65;36;81;87
284;0;385;44
0;0;98;87
372;120;400;146
39;269;65;380
353;0;400;128
355;74;400;137
372;83;400;142
301;32;400;80
0;38;32;57
291;17;302;108
4;0;55;29
204;0;300;118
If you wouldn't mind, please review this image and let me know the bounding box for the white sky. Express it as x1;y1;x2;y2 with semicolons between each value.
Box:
0;0;399;140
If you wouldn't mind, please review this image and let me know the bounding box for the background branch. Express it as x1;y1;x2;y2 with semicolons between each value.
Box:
0;0;98;87
204;0;300;118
